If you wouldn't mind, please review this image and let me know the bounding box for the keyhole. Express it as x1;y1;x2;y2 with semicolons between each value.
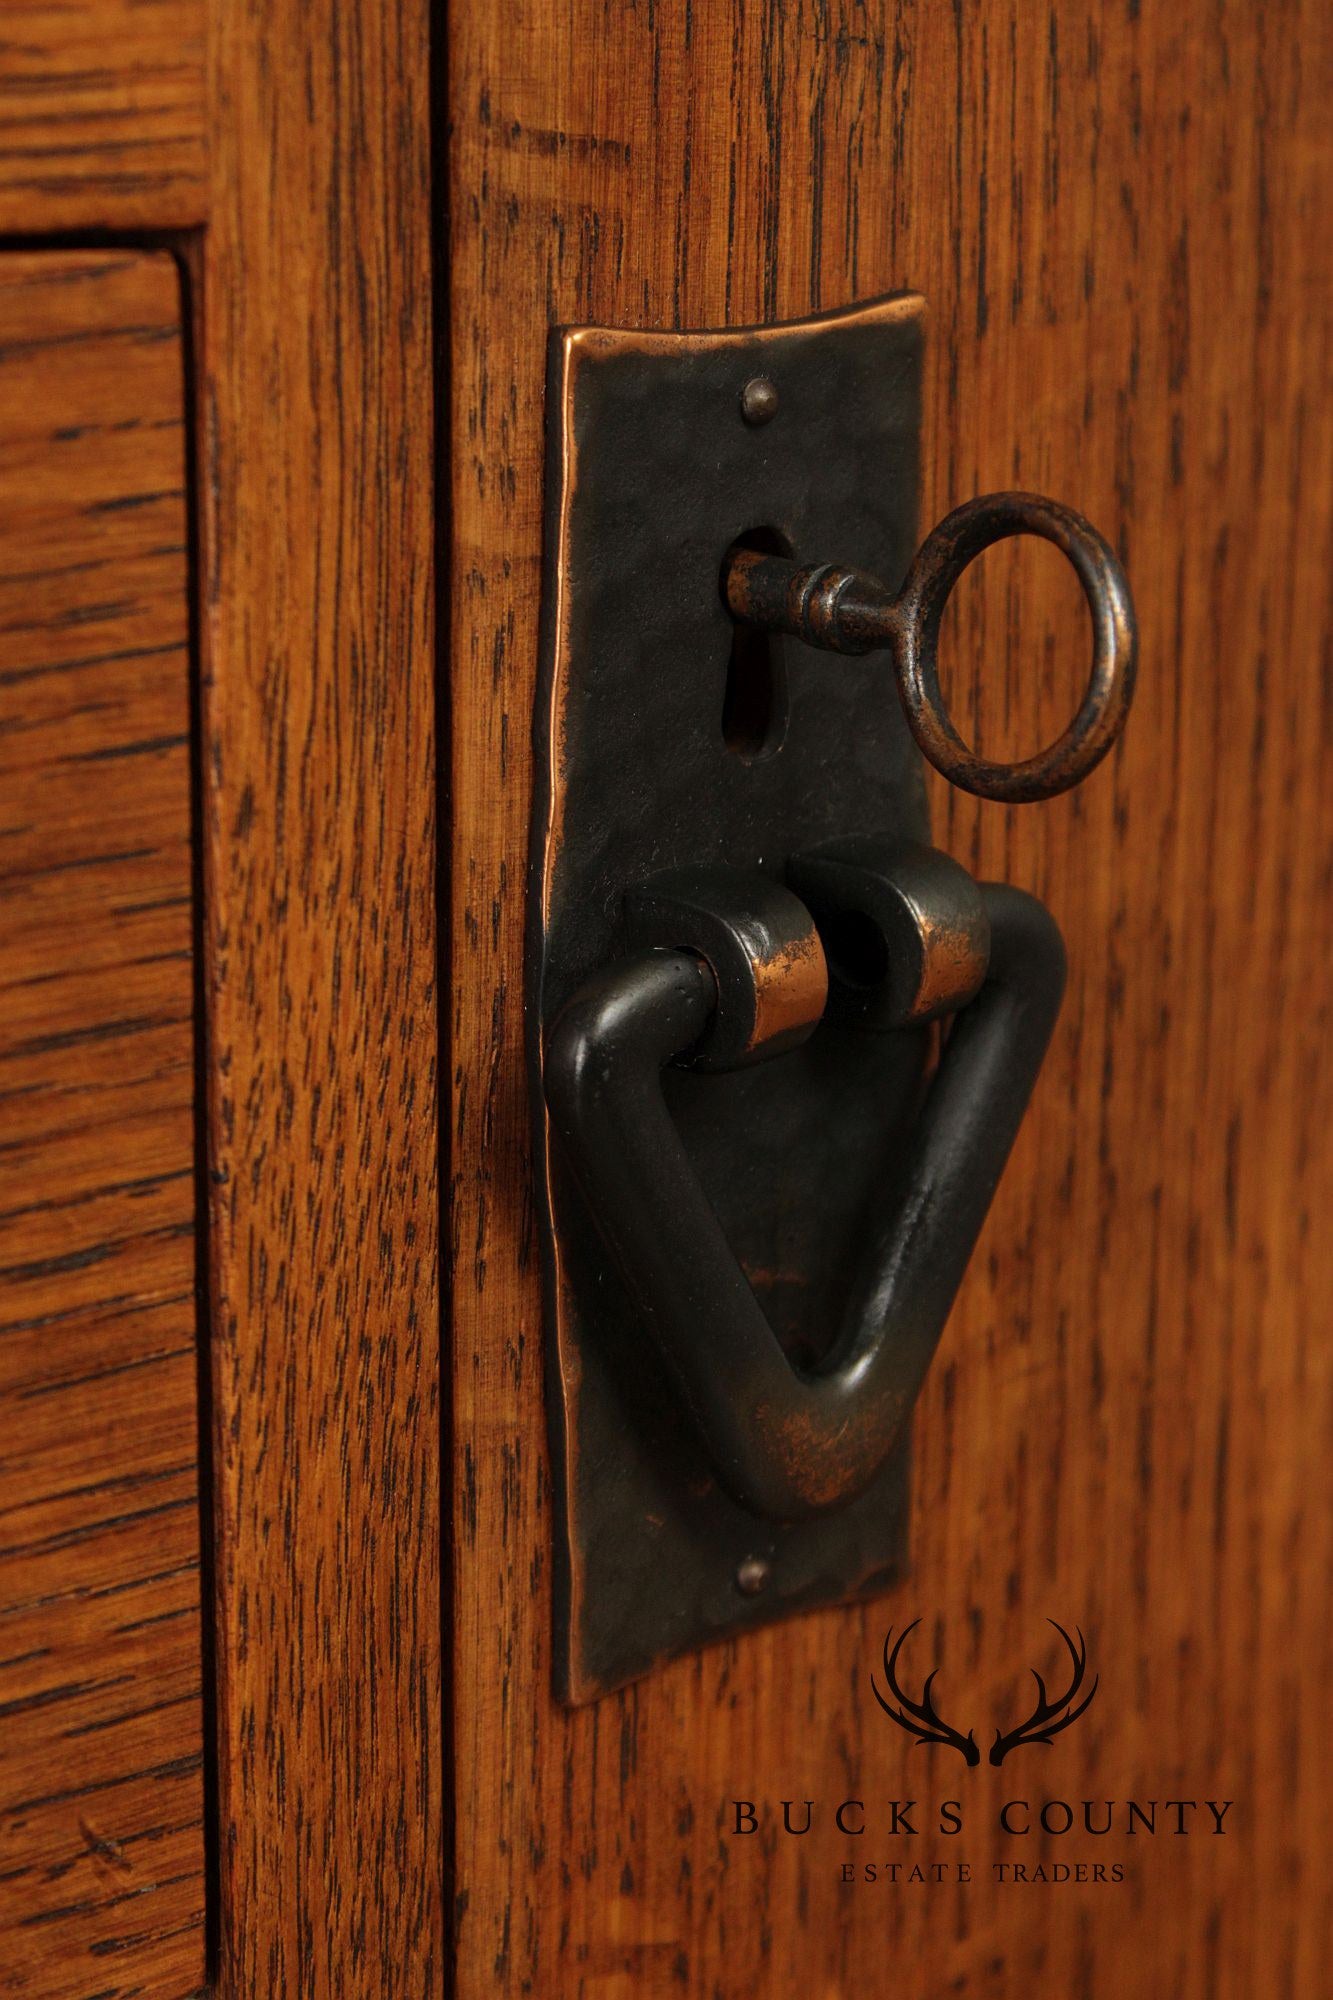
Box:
721;525;793;758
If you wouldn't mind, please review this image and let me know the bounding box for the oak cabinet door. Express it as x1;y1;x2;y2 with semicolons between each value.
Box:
445;4;1332;1997
0;1;1328;1996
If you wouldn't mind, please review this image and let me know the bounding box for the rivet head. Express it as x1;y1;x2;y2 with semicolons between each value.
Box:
736;1555;771;1596
740;376;779;426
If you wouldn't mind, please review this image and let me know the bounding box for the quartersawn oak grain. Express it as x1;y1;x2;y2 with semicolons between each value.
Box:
0;251;205;1998
447;2;1333;1995
0;0;442;1983
199;0;442;1991
0;0;207;234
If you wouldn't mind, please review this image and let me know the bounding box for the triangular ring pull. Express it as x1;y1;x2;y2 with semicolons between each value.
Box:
544;846;1066;1522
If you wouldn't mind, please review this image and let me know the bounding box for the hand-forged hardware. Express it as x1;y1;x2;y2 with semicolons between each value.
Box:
530;293;1136;1700
724;492;1137;803
546;854;1065;1522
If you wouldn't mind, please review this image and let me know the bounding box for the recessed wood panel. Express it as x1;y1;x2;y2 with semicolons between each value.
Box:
446;2;1333;1995
0;250;205;1999
0;1;206;234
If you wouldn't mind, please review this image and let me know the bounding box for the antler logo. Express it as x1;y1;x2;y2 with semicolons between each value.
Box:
870;1619;1099;1766
989;1620;1098;1765
870;1621;980;1765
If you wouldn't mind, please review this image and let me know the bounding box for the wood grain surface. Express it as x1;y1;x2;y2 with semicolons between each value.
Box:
0;251;205;1997
446;2;1333;1995
0;0;206;235
199;0;441;1990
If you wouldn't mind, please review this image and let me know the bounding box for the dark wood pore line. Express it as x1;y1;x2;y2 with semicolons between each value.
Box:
4;1559;200;1623
0;557;187;594
0;640;186;685
0;1286;194;1341
0;950;192;994
0;1219;192;1278
0;1674;136;1722
109;1604;198;1638
63;1688;204;1739
0;138;198;164
70;732;191;761
0;863;185;896
0;249;207;1997
0;1460;195;1516
6;1753;203;1821
0;1494;198;1564
0;1167;194;1227
0;251;145;281
17;1871;203;1932
0;321;179;360
0;848;155;880
0;1015;195;1059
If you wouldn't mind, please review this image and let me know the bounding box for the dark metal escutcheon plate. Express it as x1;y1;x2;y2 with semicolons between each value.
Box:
530;295;932;1702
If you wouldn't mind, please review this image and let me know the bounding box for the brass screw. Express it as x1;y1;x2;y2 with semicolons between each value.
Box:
740;376;779;426
736;1555;771;1595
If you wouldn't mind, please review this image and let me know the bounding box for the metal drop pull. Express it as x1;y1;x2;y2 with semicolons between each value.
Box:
724;491;1137;804
545;848;1066;1523
529;292;1138;1699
